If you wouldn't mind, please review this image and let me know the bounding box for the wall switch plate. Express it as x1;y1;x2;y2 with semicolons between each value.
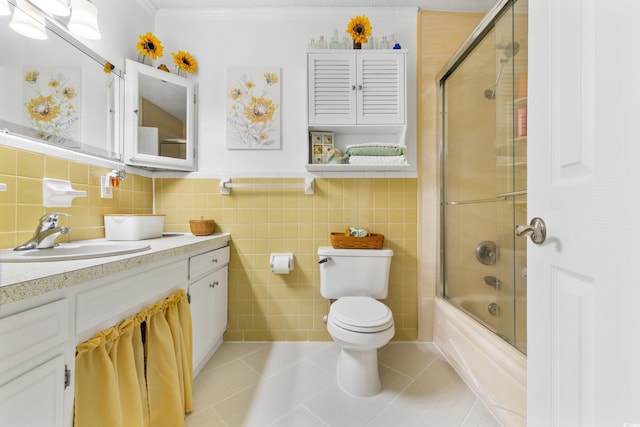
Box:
101;176;113;199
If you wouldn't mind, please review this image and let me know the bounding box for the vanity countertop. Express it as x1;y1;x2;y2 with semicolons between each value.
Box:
0;233;231;306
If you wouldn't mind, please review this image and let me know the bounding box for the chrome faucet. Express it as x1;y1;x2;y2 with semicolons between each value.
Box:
14;213;71;251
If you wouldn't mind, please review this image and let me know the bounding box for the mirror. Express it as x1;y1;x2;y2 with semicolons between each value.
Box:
0;0;122;160
124;59;196;171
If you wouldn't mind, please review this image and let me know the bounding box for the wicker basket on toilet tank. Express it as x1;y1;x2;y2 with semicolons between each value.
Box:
330;228;384;249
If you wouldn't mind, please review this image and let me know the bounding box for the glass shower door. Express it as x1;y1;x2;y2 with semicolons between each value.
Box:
440;0;528;353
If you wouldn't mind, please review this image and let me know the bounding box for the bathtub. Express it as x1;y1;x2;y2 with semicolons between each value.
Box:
448;294;499;332
434;296;527;426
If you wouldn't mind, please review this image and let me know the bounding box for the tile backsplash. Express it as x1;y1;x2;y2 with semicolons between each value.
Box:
0;145;152;249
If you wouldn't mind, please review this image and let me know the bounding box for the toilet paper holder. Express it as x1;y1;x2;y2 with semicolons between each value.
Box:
270;253;294;273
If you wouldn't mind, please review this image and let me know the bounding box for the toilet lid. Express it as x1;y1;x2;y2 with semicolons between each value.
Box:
329;296;393;333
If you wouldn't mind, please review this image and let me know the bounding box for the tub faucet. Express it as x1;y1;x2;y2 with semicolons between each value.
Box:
14;213;71;251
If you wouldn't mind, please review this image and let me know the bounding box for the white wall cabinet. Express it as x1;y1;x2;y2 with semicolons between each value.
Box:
308;51;406;126
188;246;230;376
306;50;409;172
124;59;197;171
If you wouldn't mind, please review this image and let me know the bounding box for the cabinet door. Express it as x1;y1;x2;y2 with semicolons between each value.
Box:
0;354;66;427
210;266;228;339
308;53;357;125
356;53;406;125
189;275;212;369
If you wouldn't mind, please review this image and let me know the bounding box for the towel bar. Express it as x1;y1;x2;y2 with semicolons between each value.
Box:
220;177;314;195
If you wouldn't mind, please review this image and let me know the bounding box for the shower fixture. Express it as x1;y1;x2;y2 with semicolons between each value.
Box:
475;240;498;265
484;41;520;100
483;276;501;290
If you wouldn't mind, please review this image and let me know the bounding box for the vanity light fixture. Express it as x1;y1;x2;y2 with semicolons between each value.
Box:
30;0;69;16
7;0;101;40
67;0;100;40
0;0;11;16
9;0;48;40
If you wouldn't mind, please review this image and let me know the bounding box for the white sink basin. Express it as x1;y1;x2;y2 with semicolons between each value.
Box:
0;240;151;263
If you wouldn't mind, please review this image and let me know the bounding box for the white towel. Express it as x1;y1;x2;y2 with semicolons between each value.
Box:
348;155;408;165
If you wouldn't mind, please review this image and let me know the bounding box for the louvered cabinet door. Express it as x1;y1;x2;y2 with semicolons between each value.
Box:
356;53;405;125
308;53;357;125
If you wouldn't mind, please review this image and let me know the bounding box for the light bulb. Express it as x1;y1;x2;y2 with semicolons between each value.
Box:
9;0;48;40
68;0;100;40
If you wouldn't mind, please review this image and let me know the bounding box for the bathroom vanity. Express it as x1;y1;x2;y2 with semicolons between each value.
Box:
0;233;230;427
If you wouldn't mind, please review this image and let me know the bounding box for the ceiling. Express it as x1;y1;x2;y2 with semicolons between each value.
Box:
147;0;498;12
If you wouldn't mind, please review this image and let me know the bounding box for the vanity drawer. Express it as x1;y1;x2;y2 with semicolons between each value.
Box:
189;246;230;279
0;299;69;373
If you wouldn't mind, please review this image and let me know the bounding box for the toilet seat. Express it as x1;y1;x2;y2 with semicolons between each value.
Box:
329;296;393;333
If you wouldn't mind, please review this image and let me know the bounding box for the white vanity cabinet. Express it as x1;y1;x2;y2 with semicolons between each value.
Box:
307;51;406;126
0;299;70;427
0;234;230;427
188;246;230;376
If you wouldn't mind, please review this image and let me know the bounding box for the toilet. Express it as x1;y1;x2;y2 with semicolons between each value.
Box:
318;246;394;397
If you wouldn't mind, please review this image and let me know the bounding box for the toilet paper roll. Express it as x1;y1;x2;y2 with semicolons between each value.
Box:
271;255;290;274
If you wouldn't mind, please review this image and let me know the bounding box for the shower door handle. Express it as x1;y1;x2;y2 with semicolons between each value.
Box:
516;217;546;245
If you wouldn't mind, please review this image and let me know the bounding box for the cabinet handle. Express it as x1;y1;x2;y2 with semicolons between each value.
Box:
211;258;218;263
209;281;219;288
358;85;363;90
351;85;356;90
133;109;139;114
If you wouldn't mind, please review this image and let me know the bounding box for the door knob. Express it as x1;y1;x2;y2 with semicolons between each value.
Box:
516;217;546;244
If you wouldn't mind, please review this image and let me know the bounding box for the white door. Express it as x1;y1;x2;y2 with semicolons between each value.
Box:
528;0;640;425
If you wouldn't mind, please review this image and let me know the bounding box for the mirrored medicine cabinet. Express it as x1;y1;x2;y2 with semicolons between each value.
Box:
124;59;197;171
0;0;122;160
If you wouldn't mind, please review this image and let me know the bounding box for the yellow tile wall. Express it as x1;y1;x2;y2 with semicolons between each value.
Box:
0;145;153;249
156;177;418;342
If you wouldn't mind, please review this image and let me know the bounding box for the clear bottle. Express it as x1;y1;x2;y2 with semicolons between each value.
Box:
368;36;378;50
330;29;340;49
308;38;316;49
380;36;389;49
389;34;397;49
315;35;327;49
340;37;350;49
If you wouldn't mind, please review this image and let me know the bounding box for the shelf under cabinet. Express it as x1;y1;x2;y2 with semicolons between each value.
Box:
305;163;411;172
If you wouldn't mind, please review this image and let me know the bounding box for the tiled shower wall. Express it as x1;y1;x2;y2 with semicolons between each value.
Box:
0;145;153;250
156;177;418;342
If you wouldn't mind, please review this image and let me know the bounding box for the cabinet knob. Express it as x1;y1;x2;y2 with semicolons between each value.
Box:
209;281;219;288
351;85;356;91
133;109;139;114
211;258;218;263
358;85;363;90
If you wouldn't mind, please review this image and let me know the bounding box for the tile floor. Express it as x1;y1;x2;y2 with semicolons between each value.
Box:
186;342;502;427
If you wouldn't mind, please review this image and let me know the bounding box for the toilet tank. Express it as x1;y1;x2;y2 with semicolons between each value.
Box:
318;246;394;299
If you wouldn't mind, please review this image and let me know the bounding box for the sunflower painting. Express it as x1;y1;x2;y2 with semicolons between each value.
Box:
226;68;281;149
22;67;81;143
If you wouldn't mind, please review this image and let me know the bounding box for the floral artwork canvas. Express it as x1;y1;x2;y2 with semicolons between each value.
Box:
23;67;81;143
226;67;281;149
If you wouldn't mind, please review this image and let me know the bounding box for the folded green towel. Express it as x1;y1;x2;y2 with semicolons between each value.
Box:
346;146;405;156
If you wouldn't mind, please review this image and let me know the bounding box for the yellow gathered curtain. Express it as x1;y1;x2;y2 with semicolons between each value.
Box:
74;290;192;427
